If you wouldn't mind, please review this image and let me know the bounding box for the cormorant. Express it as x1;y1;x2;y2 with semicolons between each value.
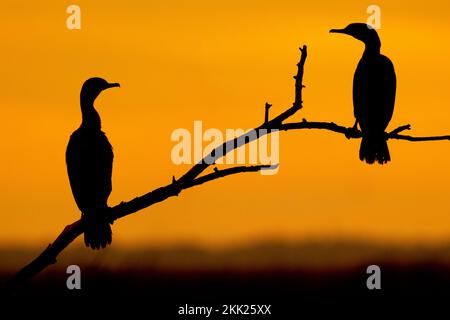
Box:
66;77;120;249
330;23;396;164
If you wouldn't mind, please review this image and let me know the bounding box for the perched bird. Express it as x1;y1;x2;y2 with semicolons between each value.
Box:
330;23;396;164
66;77;120;249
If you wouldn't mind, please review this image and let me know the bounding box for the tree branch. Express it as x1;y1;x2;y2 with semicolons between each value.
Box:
10;44;308;288
9;43;450;288
8;164;273;288
176;46;308;185
280;120;450;142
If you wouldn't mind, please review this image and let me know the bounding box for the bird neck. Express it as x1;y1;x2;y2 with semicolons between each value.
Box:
363;44;381;57
363;33;381;56
80;97;101;130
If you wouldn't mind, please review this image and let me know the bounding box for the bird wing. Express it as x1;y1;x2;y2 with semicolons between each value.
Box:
66;129;113;213
353;54;396;132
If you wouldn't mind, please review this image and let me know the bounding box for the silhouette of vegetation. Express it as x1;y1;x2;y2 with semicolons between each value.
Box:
8;44;450;288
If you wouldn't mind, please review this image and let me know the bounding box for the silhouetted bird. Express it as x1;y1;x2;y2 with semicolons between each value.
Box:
330;23;396;164
66;77;120;249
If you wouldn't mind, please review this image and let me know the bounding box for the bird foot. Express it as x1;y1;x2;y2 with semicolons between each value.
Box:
345;125;359;139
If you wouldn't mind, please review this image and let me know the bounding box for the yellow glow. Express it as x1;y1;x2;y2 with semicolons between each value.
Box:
1;1;449;248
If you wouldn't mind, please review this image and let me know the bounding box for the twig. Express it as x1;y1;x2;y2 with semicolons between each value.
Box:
293;45;307;109
264;103;272;123
389;124;411;135
280;121;450;142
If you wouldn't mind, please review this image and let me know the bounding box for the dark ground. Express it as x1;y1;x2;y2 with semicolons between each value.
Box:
2;242;450;316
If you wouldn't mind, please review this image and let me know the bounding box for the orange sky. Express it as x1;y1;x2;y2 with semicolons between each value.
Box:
0;1;449;248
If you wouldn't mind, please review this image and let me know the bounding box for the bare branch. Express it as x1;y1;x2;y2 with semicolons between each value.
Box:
186;164;276;189
8;164;271;288
264;103;272;123
280;120;359;137
293;45;307;109
177;46;308;184
389;124;411;135
9;43;450;289
280;120;450;142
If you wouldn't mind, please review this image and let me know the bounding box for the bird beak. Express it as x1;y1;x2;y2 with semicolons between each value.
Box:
329;28;346;34
106;82;120;89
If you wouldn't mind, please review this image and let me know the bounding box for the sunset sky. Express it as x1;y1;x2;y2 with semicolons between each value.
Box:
1;1;449;250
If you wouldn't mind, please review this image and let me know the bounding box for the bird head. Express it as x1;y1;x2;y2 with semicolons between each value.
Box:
80;77;120;105
330;23;381;49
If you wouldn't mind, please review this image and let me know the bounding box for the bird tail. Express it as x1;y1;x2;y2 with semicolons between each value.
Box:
83;210;112;250
359;133;390;165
